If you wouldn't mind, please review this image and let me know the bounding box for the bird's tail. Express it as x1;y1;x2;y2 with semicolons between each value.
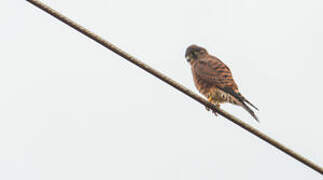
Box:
233;92;259;122
242;96;259;111
240;101;259;122
235;93;259;122
220;87;259;122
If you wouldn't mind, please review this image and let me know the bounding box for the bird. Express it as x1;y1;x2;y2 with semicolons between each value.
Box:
185;44;259;121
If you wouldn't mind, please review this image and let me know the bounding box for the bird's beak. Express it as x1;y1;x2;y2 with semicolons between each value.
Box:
185;55;191;62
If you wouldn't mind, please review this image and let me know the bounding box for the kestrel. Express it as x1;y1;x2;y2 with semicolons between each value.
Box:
185;44;259;121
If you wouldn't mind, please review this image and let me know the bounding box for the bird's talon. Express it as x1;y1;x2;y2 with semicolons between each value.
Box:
212;109;218;116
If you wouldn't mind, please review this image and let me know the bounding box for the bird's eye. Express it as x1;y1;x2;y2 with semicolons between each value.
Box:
191;51;197;58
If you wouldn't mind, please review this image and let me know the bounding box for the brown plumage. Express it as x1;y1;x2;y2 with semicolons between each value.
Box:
185;44;259;121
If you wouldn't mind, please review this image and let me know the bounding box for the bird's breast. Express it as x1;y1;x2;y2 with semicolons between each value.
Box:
191;69;211;96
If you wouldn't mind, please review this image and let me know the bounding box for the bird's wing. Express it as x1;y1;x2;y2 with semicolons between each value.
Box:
193;56;238;91
194;56;259;121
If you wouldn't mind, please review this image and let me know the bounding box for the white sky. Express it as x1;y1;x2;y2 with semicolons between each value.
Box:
1;0;322;179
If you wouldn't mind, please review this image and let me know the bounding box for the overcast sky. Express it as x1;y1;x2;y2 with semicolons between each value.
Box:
1;0;322;179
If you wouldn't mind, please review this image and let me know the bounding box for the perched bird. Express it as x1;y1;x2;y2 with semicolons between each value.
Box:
185;44;259;121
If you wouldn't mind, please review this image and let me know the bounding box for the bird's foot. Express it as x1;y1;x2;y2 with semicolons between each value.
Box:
205;95;213;111
212;109;218;116
205;106;218;116
205;95;220;116
211;103;220;116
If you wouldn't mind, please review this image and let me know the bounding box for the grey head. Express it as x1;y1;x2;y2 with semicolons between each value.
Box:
185;44;208;63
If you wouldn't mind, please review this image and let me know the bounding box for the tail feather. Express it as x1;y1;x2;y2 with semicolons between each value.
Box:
242;97;259;111
241;102;259;122
219;87;259;121
235;93;259;122
233;92;260;122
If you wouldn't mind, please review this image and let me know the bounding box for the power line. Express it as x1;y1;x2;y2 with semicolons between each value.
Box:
26;0;323;174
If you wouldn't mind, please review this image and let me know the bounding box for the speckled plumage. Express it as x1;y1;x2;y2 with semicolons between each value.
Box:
185;44;259;121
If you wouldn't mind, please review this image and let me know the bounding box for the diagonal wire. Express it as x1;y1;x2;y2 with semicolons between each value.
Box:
26;0;322;174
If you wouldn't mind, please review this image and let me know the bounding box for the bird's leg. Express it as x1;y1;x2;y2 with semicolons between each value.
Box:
205;94;213;111
205;94;221;116
212;102;220;116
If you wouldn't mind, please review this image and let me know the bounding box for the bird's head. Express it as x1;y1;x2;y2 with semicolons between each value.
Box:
185;44;208;63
